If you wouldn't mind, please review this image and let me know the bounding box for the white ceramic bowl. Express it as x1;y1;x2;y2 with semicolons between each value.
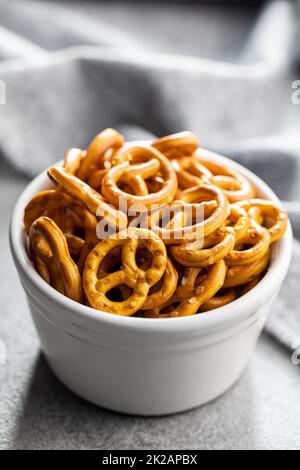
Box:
10;146;292;416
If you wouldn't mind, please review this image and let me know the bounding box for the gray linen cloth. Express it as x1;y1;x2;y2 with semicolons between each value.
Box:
0;0;299;350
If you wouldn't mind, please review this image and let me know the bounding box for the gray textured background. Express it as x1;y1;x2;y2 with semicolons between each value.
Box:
1;0;300;450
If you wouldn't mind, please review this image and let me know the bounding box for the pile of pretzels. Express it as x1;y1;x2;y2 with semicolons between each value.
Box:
24;129;288;317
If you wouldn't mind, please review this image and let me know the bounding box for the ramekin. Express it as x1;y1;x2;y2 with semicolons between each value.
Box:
9;146;292;416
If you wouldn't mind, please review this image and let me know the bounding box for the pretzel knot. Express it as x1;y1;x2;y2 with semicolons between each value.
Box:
223;251;270;288
47;166;128;231
225;220;271;266
236;199;288;243
29;217;82;302
101;146;178;210
77;128;125;181
144;260;227;317
83;228;167;315
171;156;213;189
184;151;256;202
152;131;199;159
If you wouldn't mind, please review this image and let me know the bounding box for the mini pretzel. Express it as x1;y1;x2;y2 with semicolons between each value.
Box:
83;228;167;315
148;198;220;245
171;157;212;189
69;206;99;272
101;146;178;210
142;257;178;310
24;128;289;317
152;131;199;159
169;204;248;267
63;148;84;175
178;184;230;237
48;166;128;230
196;153;256;202
200;288;238;312
225;220;271;266
24;189;75;234
241;275;262;295
29;216;82;302
237;199;288;243
145;260;227;317
170;228;235;267
223;250;270;288
77;128;125;181
224;204;250;241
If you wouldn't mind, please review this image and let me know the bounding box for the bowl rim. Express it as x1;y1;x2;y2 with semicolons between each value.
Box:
9;144;293;334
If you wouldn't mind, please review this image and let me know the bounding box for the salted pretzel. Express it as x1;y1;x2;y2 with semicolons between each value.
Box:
144;260;227;317
171;157;213;189
236;199;288;243
225;220;271;266
200;288;238;312
142;257;178;310
177;184;230;236
24;189;99;271
24;128;289;317
101;146;178;210
241;275;263;295
170;228;235;267
224;204;250;241
195;152;256;202
83;228;167;315
63;148;84;175
48;166;128;230
223;250;270;288
152;131;199;159
24;189;76;234
169;204;248;266
29;216;82;302
77;128;125;181
149;184;229;245
67;206;99;272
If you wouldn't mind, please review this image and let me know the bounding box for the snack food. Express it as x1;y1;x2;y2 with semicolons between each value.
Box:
23;129;288;317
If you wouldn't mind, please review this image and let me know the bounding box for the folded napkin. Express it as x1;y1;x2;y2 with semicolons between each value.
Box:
0;0;299;350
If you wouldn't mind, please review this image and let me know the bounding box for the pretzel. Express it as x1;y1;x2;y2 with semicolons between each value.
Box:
142;257;178;310
152;131;199;159
83;228;167;315
24;189;75;234
101;146;178;210
170;228;235;267
236;199;288;243
225;219;271;266
29;216;82;302
63;148;84;175
144;260;227;317
241;275;262;295
178;184;230;237
69;206;99;272
224;204;250;241
169;204;248;266
24;128;289;318
65;233;85;259
196;153;256;202
200;288;238;312
223;250;270;288
47;166;128;230
171;157;212;189
77;128;125;181
148;198;220;245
